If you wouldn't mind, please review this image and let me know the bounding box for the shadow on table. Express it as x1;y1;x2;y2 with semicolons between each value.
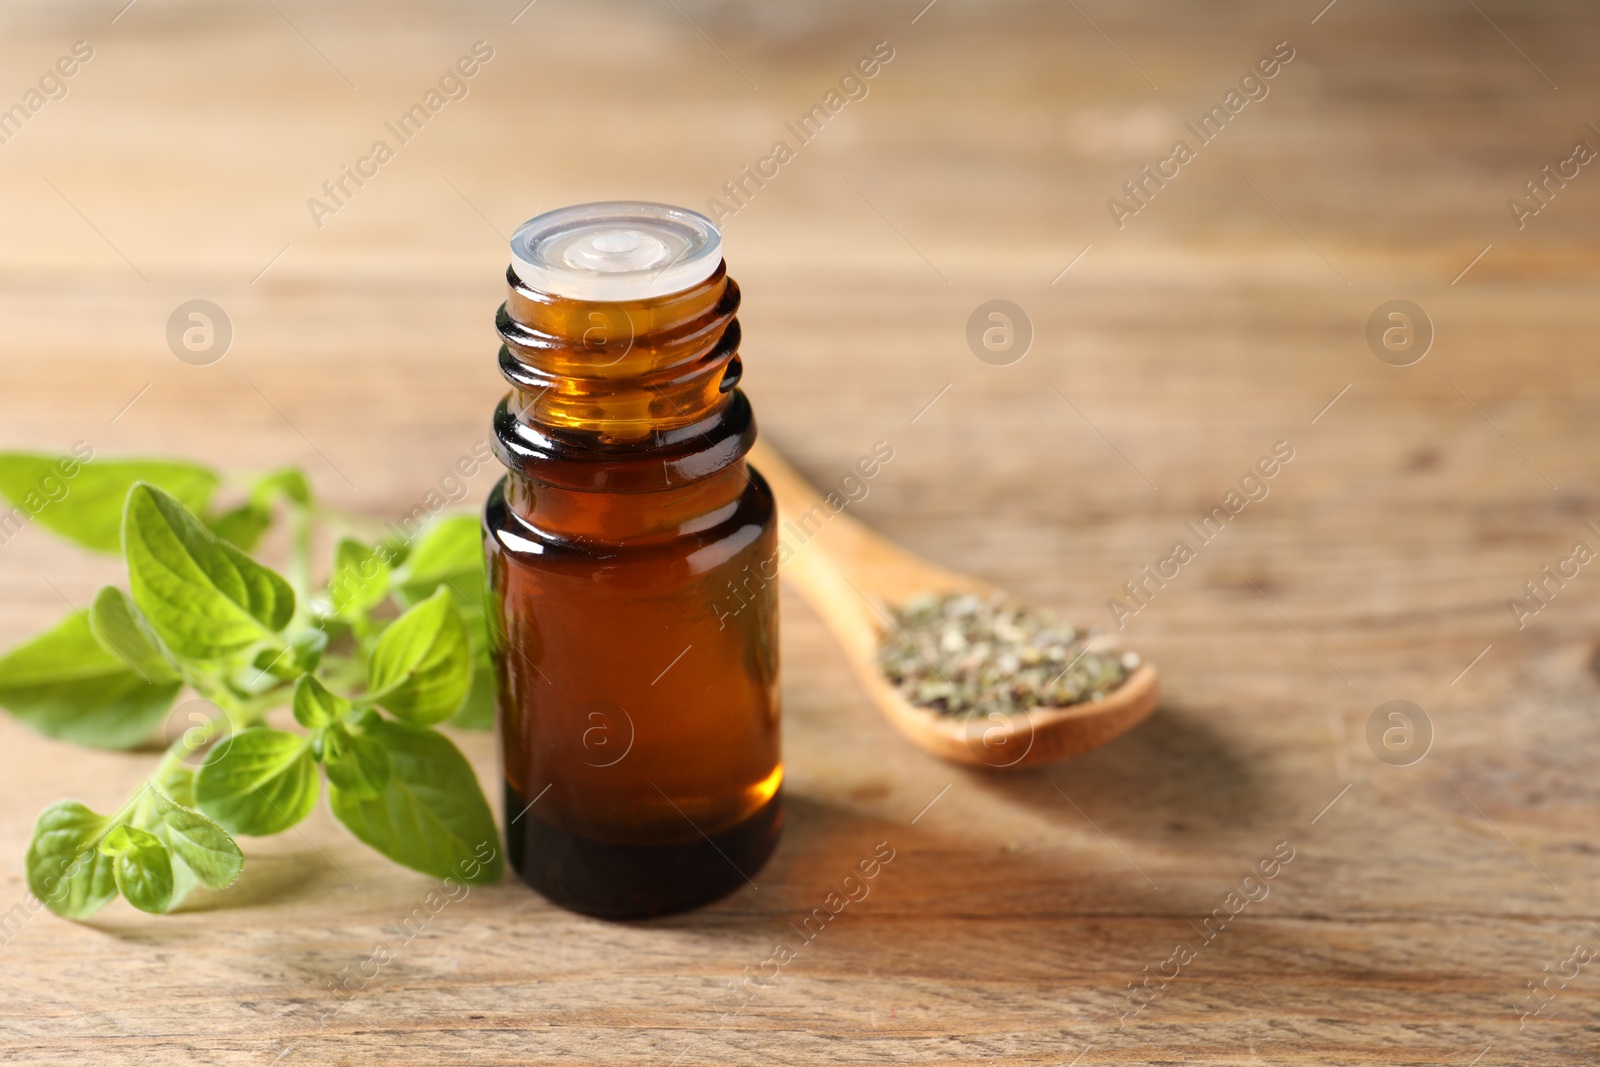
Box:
643;704;1273;938
965;701;1276;845
630;705;1296;1017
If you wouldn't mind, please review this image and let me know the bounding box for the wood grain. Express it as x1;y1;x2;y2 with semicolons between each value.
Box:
2;0;1599;1063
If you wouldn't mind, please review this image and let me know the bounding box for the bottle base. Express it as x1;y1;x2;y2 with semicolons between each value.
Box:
505;783;782;919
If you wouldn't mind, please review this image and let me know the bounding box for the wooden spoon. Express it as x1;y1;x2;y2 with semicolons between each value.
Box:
749;439;1159;770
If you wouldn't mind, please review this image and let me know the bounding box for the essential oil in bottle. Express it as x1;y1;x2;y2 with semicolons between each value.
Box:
484;202;781;918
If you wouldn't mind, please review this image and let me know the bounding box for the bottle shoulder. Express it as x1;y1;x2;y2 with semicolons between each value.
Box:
491;388;755;494
484;468;773;564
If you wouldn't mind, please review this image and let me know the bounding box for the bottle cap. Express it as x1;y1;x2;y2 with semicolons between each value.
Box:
509;201;722;301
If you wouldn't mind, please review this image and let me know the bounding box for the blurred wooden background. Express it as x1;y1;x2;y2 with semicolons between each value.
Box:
2;0;1598;1063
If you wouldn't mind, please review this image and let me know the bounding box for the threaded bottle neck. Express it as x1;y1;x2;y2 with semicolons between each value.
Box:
497;262;742;444
491;263;754;495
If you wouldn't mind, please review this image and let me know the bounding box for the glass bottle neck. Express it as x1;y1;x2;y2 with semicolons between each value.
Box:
501;463;752;544
496;262;742;446
491;260;755;539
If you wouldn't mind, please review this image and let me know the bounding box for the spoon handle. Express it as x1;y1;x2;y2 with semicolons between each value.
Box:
748;437;1160;771
747;438;990;655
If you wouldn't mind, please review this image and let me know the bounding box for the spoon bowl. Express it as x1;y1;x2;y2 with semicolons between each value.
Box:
750;439;1158;771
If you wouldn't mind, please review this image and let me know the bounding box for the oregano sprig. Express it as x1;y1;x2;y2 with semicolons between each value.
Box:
0;454;503;918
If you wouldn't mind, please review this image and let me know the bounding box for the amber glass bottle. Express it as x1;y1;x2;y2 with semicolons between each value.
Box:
483;203;781;918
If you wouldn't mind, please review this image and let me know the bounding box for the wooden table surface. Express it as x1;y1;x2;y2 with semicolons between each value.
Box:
3;0;1599;1063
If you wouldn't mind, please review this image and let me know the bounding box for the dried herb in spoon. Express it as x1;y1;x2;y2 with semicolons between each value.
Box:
878;593;1138;719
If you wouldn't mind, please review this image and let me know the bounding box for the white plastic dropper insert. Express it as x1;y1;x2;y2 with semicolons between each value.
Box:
509;201;723;302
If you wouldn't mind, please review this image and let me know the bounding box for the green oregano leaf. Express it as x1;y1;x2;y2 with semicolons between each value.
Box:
329;719;501;884
391;514;489;649
320;716;390;798
25;801;119;919
98;824;175;914
0;452;217;554
391;514;482;602
452;660;496;730
202;466;312;551
250;467;312;508
154;762;197;808
194;727;319;836
123;483;295;661
148;790;243;891
127;791;195;912
0;608;180;749
251;628;329;682
8;459;509;923
205;502;273;551
135;770;235;911
292;674;349;729
88;586;180;684
287;627;329;675
366;588;472;724
327;538;390;618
